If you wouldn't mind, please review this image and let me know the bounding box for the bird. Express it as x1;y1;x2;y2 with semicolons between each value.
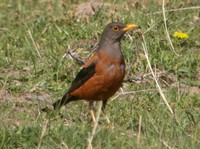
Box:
42;22;140;122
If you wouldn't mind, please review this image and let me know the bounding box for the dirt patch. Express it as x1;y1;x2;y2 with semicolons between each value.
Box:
74;0;103;18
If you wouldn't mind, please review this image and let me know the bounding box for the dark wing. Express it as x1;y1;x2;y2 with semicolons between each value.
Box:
67;62;96;93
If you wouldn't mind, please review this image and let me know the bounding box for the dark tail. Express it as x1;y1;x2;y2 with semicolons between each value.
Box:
53;94;78;109
41;94;78;112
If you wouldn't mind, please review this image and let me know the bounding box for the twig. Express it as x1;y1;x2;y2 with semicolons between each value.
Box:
87;102;103;149
137;115;142;147
162;0;179;57
143;23;158;34
67;41;99;65
141;34;174;115
147;6;200;15
111;89;158;102
89;41;99;53
67;51;86;65
37;120;49;149
28;29;43;59
124;70;166;83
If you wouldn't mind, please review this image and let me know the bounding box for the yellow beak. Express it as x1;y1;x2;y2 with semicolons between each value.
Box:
122;24;140;31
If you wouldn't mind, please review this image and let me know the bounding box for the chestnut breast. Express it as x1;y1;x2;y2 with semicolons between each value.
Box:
70;51;125;100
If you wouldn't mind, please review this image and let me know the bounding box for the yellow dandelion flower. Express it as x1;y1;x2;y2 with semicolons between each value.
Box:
173;31;189;39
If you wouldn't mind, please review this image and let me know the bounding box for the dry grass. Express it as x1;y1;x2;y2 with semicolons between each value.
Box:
0;0;200;148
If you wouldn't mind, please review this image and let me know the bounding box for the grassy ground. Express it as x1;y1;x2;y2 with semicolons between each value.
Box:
0;0;200;148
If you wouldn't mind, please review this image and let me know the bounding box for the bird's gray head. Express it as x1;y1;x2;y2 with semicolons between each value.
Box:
100;22;140;43
98;22;140;58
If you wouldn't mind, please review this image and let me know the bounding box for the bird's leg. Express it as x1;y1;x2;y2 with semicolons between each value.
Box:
89;101;96;123
102;100;108;111
102;100;110;123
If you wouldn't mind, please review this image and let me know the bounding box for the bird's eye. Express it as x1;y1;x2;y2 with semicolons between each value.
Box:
112;26;120;32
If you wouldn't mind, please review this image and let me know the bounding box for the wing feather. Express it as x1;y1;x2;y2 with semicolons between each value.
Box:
67;62;96;93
